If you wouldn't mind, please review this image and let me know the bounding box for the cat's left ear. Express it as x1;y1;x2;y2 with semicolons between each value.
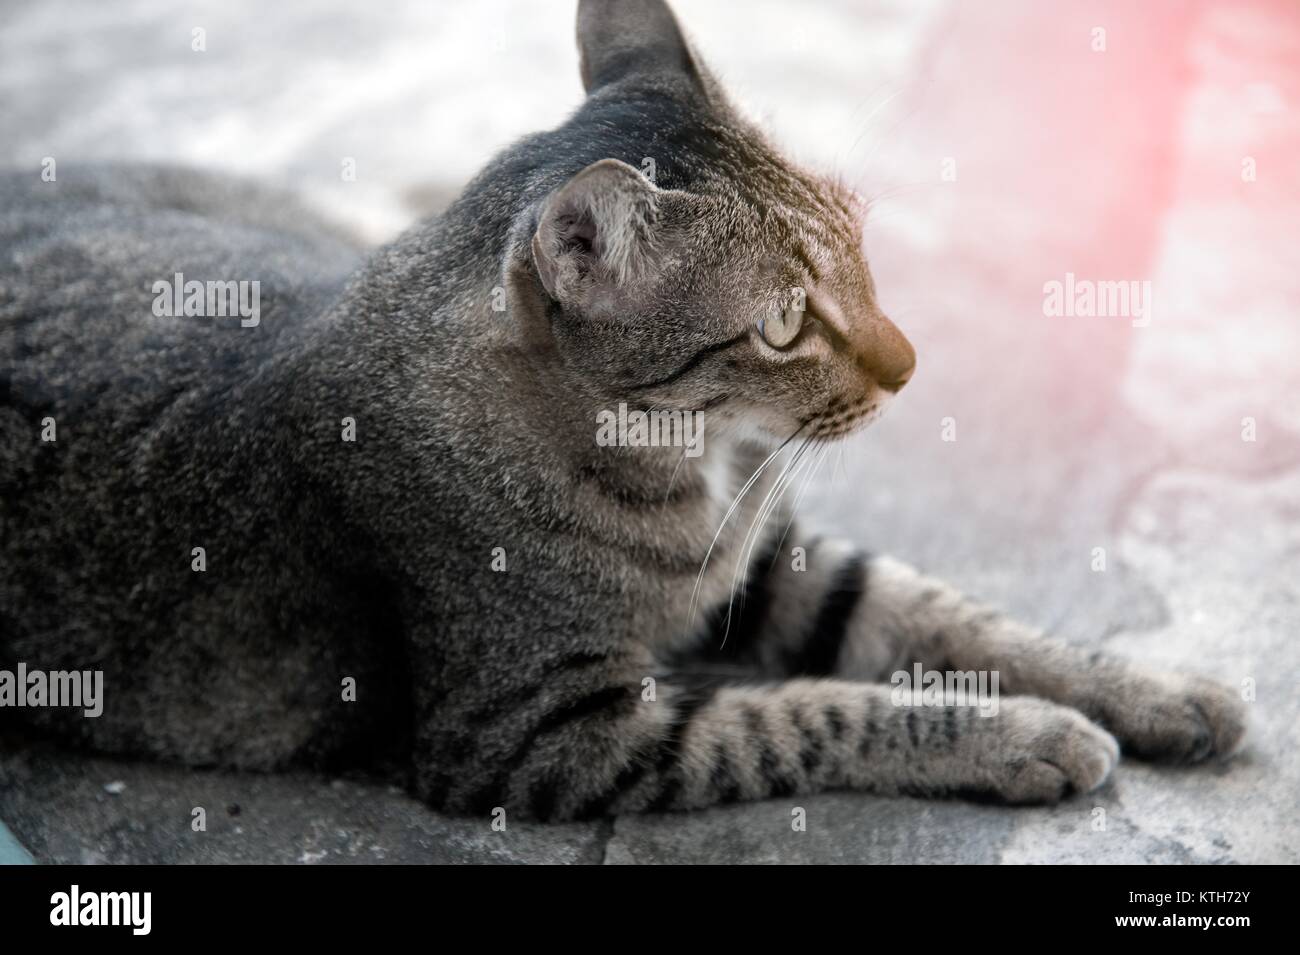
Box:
531;158;663;312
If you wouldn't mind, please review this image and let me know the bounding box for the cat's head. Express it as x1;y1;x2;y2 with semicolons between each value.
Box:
524;0;914;444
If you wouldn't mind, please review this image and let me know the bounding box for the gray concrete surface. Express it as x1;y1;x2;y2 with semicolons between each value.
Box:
1;0;1297;863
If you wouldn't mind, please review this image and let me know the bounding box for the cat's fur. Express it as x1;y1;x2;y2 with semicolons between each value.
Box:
0;0;1245;819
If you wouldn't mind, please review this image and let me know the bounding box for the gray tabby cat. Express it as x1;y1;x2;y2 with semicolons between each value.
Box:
0;0;1245;820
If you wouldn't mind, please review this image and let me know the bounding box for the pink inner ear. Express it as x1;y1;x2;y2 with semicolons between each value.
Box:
555;209;597;257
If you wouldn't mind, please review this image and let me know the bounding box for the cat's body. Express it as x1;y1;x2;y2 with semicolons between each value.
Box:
1;0;1244;820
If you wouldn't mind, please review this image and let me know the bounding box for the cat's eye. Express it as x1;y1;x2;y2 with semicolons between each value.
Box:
758;306;804;349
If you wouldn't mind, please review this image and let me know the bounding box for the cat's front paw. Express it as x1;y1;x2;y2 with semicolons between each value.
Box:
978;698;1119;804
1089;672;1247;764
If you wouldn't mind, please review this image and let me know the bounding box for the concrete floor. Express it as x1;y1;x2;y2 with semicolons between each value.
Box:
1;0;1297;863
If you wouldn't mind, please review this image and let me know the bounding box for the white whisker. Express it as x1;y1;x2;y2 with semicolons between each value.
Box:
688;425;805;626
661;442;690;508
717;437;819;646
773;441;831;561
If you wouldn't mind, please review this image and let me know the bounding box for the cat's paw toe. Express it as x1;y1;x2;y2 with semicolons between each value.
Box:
1100;674;1247;764
992;700;1118;804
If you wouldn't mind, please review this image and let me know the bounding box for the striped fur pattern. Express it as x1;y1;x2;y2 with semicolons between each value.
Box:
0;0;1244;819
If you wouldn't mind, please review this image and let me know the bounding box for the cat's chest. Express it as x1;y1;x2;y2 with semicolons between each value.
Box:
645;444;787;650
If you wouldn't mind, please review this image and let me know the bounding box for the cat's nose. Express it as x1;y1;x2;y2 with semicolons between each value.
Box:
861;313;915;393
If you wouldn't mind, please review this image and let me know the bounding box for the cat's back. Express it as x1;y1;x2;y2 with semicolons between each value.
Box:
0;164;370;653
0;164;364;416
0;167;385;748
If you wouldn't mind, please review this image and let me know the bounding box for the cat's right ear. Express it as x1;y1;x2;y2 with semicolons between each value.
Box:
531;158;663;313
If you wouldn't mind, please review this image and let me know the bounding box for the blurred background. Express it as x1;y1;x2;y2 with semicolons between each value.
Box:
1;0;1297;863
